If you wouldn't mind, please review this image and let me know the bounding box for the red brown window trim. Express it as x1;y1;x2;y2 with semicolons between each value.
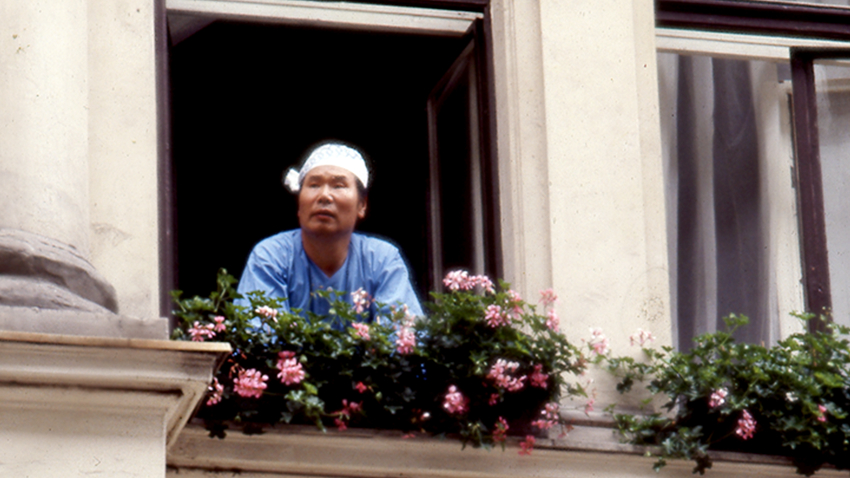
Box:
657;0;850;42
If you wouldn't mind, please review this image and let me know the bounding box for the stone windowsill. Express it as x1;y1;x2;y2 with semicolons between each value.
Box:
167;417;846;478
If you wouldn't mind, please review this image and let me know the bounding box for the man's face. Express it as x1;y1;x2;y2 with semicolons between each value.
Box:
297;165;366;239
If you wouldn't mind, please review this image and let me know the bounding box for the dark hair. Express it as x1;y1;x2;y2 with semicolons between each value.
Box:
355;178;368;204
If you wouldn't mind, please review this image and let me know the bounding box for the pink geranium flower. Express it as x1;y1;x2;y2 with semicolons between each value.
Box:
212;315;227;332
355;381;368;393
506;289;523;318
588;328;610;356
735;410;756;440
519;435;536;455
189;321;216;342
276;351;305;385
532;402;560;430
351;288;370;314
443;385;468;415
487;359;526;392
443;270;472;291
255;306;278;322
395;327;416;355
493;417;509;443
233;368;268;399
394;310;417;355
530;364;549;389
545;309;560;331
584;398;595;414
708;388;728;409
818;404;828;422
352;322;371;341
206;378;224;406
484;304;510;328
539;288;558;307
629;328;655;347
473;275;496;294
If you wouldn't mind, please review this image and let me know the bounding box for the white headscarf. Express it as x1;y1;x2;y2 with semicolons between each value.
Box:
283;143;369;193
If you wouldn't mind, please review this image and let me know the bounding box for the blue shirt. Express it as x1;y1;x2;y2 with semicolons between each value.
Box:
236;230;423;323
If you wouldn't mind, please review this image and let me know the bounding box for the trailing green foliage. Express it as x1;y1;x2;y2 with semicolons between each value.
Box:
171;269;587;449
606;314;850;475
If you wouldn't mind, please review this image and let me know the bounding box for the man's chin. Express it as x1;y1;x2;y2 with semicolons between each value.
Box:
301;224;353;239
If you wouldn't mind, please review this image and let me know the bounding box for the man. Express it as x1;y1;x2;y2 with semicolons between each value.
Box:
237;141;423;323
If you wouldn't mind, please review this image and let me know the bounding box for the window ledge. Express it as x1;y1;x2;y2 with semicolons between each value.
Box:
167;420;847;478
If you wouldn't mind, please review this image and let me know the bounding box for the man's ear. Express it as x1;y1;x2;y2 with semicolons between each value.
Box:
357;198;367;220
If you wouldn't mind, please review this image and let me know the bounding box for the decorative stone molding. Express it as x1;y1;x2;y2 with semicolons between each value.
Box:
0;228;118;313
0;330;229;477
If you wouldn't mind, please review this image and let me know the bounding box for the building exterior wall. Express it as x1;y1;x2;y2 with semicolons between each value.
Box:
2;0;825;476
88;0;161;320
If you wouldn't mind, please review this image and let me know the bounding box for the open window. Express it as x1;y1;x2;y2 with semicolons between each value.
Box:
160;0;500;314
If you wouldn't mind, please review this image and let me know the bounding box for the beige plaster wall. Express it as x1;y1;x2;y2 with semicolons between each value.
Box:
0;0;91;255
88;0;161;319
533;0;671;406
490;0;553;301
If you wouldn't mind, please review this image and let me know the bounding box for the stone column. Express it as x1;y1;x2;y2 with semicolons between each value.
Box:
0;1;117;314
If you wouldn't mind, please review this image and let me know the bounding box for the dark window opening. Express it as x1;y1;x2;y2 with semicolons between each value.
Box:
167;20;499;310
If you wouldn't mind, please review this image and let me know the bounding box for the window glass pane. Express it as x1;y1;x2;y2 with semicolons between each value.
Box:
814;60;850;326
659;53;797;348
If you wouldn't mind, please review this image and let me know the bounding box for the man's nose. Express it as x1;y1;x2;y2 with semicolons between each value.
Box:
318;184;333;202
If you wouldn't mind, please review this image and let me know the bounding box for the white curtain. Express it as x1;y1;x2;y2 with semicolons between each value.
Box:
816;62;850;327
658;53;804;349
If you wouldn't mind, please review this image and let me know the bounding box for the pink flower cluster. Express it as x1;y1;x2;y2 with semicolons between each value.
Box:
443;270;495;294
585;398;595;414
255;306;278;322
484;304;511;328
708;388;728;409
395;309;417;355
532;402;560;430
233;368;268;399
529;364;549;389
443;385;469;415
539;288;558;307
206;378;224;406
487;359;526;392
588;328;610;356
629;328;655;347
519;435;536;455
189;321;216;342
351;288;371;314
545;310;560;331
735;410;756;440
493;416;509;443
276;351;305;385
334;399;363;430
537;289;560;330
506;289;523;319
213;316;226;332
818;404;828;423
352;322;371;341
355;381;368;393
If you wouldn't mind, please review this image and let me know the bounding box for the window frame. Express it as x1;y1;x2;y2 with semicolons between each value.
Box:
155;0;502;321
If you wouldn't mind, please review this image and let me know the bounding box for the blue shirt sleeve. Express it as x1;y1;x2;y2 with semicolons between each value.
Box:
235;238;293;313
368;241;424;321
